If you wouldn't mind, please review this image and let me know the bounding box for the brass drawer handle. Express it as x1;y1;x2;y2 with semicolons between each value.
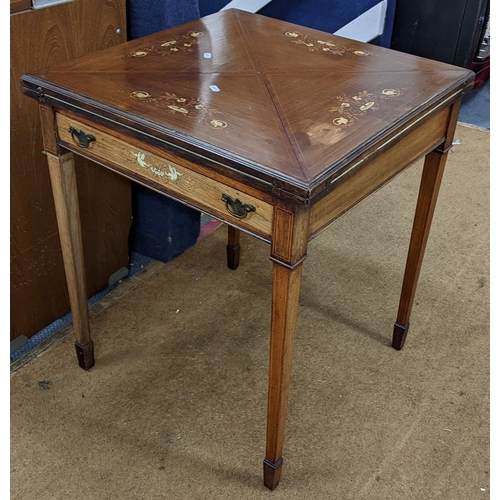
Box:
68;126;96;148
221;193;255;219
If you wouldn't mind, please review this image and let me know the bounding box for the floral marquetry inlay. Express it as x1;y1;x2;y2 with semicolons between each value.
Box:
329;89;406;129
284;31;371;57
130;151;190;185
127;90;228;129
130;91;151;99
129;31;204;58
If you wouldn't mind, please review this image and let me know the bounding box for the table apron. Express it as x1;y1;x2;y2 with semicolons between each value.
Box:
309;105;451;239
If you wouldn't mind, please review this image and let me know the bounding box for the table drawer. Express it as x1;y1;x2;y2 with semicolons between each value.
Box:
56;113;273;238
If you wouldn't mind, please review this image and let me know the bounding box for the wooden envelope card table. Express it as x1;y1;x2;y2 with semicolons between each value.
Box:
21;9;474;490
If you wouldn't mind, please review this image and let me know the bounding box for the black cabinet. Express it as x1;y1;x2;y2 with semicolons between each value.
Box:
391;0;489;88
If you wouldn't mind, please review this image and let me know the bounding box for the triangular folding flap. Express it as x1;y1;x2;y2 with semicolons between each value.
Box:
234;9;465;75
39;71;304;178
266;69;472;180
40;10;258;76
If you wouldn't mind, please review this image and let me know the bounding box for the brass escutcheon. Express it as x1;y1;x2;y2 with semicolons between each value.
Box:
68;126;96;148
221;193;255;219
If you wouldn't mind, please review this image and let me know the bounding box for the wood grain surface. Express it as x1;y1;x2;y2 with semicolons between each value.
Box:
10;0;31;14
56;113;274;238
46;152;91;348
20;9;474;199
309;105;451;237
392;100;463;349
265;203;310;489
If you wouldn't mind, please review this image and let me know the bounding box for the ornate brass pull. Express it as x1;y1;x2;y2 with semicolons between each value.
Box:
68;126;96;148
221;193;255;219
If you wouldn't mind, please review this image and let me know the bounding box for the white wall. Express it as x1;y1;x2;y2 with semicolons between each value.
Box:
220;0;388;42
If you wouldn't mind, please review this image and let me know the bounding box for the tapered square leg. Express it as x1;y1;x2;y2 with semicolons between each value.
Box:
264;205;309;490
393;101;461;349
263;458;283;490
46;151;92;369
393;150;447;349
392;322;410;350
226;225;241;270
75;341;95;370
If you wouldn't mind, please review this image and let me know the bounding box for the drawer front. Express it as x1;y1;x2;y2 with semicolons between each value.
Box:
56;113;273;238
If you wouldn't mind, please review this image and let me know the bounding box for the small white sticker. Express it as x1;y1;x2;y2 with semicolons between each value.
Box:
204;52;212;58
209;85;220;92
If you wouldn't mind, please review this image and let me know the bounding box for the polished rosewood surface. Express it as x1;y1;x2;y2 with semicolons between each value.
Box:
20;9;476;491
21;9;473;196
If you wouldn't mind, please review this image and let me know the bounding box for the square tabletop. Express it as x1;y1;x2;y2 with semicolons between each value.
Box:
20;9;474;203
